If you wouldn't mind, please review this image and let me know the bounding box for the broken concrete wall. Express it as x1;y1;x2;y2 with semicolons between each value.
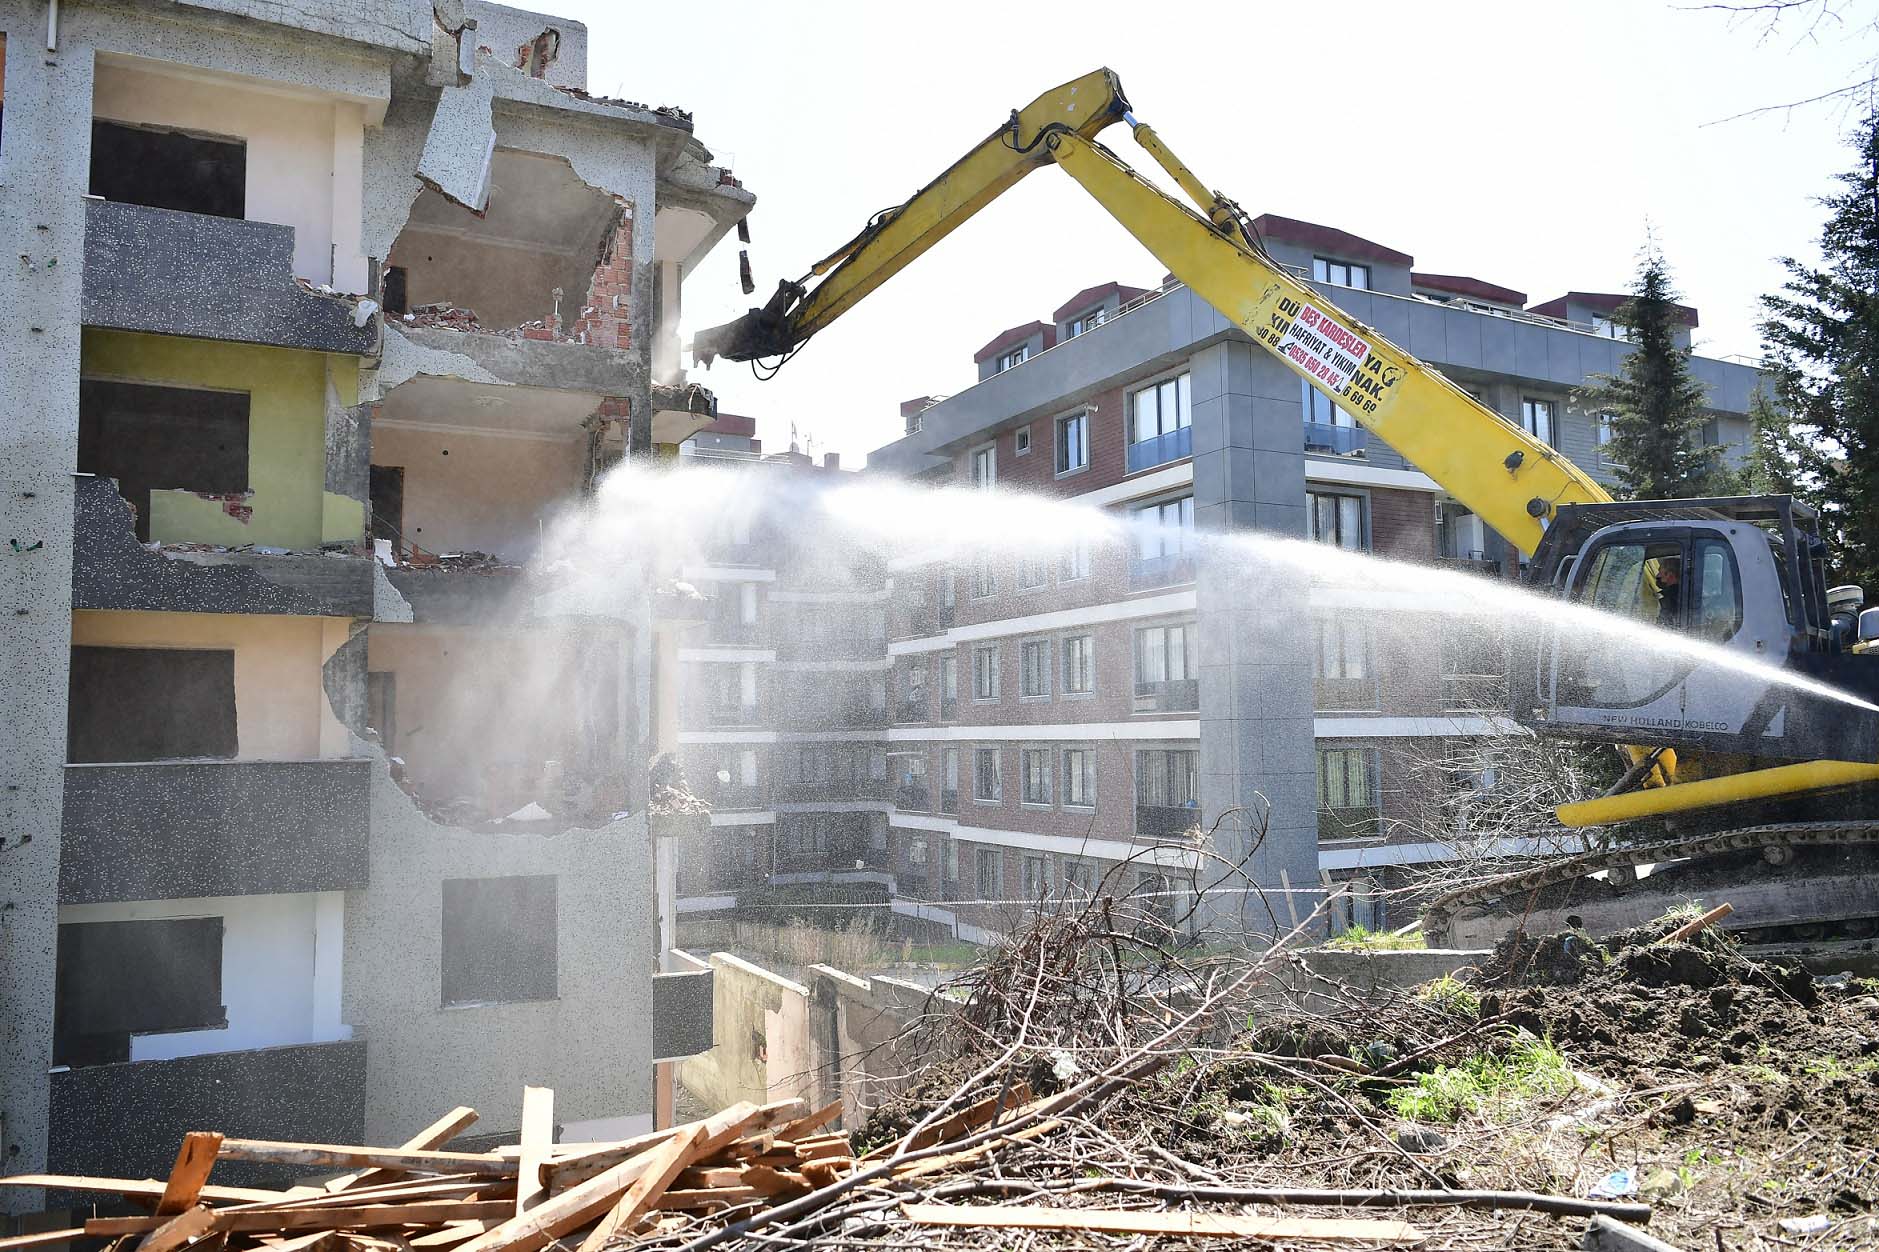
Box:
677;953;814;1113
342;764;652;1143
463;2;587;89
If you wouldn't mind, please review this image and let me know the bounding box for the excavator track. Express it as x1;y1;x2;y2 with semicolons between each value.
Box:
1422;821;1879;946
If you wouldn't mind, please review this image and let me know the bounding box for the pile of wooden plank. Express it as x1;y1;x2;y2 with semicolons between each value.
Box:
0;1089;851;1252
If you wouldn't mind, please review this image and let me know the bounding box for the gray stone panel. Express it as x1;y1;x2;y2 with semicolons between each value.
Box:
48;1041;366;1189
60;759;371;904
383;568;526;623
73;478;373;617
651;965;714;1059
82;200;377;356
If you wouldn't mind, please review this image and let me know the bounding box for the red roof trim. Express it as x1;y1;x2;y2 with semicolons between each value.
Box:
1051;281;1150;323
1410;271;1526;306
1529;291;1699;328
973;320;1054;363
1250;213;1413;268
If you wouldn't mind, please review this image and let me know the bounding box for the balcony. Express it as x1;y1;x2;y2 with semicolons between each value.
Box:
1133;678;1200;714
1135;804;1201;840
709;783;769;810
703;702;766;728
1126;426;1192;473
1443;672;1510;713
1303;421;1367;457
779;777;889;803
1319;805;1382;841
1130;553;1197;590
895;783;931;812
83;200;375;355
48;1040;365;1189
896;699;928;723
1314;675;1380;712
61;759;370;905
73;477;372;618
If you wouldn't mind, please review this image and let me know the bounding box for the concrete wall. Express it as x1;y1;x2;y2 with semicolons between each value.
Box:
371;423;585;560
344;765;653;1144
58;891;349;1061
92;57;368;289
71;611;353;761
84;330;359;551
678;953;813;1112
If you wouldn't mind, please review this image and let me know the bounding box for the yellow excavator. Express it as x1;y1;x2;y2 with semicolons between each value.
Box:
695;69;1879;943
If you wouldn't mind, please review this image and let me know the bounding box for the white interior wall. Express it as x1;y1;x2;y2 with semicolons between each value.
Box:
92;58;366;287
59;891;350;1061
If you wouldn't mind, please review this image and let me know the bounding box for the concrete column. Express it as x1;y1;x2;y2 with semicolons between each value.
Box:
1188;340;1321;940
0;18;94;1206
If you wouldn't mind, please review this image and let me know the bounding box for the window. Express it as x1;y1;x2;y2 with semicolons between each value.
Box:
971;553;997;599
939;653;958;718
1060;536;1093;581
1314;615;1375;710
1066;307;1106;338
54;917;226;1066
973;747;1001;801
1022;854;1050;899
1135;495;1195;558
1312;257;1370;289
1062;747;1095;808
1317;747;1378;839
1558;539;1739;708
998;346;1029;372
79;379;252;543
1016;552;1050;589
941;747;960;813
1021;748;1053;805
970;443;996;489
1062;634;1095;695
1014;425;1032;455
972;645;1000;701
90;120;245;219
908;836;928;865
1062;857;1094;895
1590;315;1631;341
976;847;1003;898
1056;410;1089;474
1521;397;1555;446
1300;378;1364;455
68;646;237;763
1127;374;1193;471
1133;623;1197;712
945;838;960;882
1135;748;1199;837
1307;491;1365;551
1301;379;1356;428
441;876;558;1006
1020;639;1051;698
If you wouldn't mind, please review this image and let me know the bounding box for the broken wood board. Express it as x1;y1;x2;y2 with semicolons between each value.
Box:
327;1108;480;1194
899;1203;1425;1243
574;1125;707;1252
153;1132;225;1216
0;1175;288;1205
514;1087;553;1216
87;1201;517;1237
217;1142;511;1178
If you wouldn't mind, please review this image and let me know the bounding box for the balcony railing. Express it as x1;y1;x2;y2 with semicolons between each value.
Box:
779;778;889;803
1130;552;1197;590
704;617;762;646
896;699;928;723
710;783;769;810
1442;672;1510;713
1133;678;1200;714
704;702;765;727
895;783;930;812
1303;421;1367;457
1314;675;1380;712
940;787;960;815
1126;425;1193;474
1319;805;1381;841
1135;803;1202;840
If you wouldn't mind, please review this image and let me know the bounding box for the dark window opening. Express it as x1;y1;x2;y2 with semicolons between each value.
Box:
441;876;557;1007
79;379;250;542
382;265;409;316
68;645;237;763
89;119;245;218
55;917;226;1066
369;464;405;554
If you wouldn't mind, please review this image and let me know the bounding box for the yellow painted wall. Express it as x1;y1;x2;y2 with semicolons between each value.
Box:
82;330;360;551
71;611;351;760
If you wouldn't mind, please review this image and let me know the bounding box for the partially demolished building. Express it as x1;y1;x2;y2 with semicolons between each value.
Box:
0;0;751;1200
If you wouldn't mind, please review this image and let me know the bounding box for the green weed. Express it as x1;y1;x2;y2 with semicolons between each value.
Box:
1386;1035;1573;1124
1416;973;1481;1019
1325;924;1427;951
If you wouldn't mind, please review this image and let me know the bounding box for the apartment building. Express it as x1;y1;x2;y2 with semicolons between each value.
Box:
0;0;750;1203
859;213;1762;934
664;420;901;918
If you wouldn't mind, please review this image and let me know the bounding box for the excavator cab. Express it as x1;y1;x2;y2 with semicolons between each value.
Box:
1519;497;1879;762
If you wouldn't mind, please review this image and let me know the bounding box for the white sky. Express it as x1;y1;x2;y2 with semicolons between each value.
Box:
551;0;1868;463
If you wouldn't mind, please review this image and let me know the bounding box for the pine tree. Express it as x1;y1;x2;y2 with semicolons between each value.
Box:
1574;249;1729;500
1736;384;1799;496
1760;113;1879;595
